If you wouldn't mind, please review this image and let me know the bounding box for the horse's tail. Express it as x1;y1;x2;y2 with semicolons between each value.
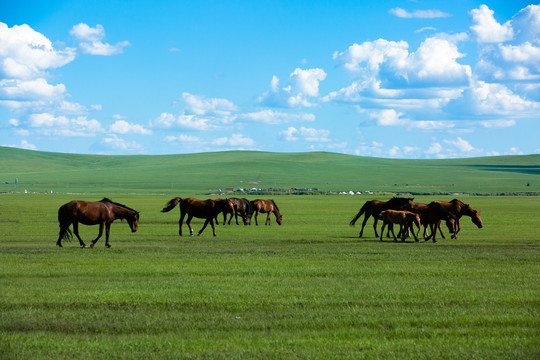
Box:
161;197;183;212
57;206;73;243
350;201;369;226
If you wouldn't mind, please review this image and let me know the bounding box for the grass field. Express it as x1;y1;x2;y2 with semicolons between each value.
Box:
1;147;539;195
1;193;539;359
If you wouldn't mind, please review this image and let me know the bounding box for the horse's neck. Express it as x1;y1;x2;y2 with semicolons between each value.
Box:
112;205;133;218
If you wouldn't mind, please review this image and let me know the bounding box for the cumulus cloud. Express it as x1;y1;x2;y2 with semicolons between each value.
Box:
259;68;327;108
240;109;315;124
470;5;513;43
280;126;331;142
212;133;255;148
389;8;450;19
182;92;237;116
98;135;142;152
70;23;130;55
473;5;540;82
28;113;104;136
164;134;201;143
0;22;76;79
333;37;471;88
110;120;152;135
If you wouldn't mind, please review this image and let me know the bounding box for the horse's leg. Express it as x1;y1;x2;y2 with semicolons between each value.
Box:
178;212;186;236
431;224;437;243
359;214;370;237
435;220;446;239
373;217;380;238
254;210;259;226
186;215;194;236
198;218;210;235
56;222;69;247
379;221;386;242
90;223;104;248
266;212;271;225
390;224;397;242
104;222;112;248
211;218;217;236
410;223;419;242
400;224;406;242
73;222;87;248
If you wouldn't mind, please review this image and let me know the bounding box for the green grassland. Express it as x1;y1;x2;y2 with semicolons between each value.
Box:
0;148;539;359
1;147;539;195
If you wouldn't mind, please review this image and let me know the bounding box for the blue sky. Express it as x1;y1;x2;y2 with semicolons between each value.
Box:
1;0;539;158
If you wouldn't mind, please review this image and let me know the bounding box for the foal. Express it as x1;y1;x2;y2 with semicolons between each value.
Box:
379;210;421;242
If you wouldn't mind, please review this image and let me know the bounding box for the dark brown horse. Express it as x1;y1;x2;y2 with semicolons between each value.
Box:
57;198;139;248
227;198;253;225
434;199;483;239
350;197;414;237
250;199;282;225
161;197;234;236
406;201;456;243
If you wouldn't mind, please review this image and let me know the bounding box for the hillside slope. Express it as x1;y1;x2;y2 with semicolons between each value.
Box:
0;147;538;195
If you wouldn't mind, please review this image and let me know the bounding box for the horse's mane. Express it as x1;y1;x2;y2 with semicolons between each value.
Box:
100;198;138;213
271;200;280;212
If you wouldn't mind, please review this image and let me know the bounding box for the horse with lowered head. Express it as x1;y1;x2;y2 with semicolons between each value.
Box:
57;198;139;248
161;197;234;236
434;199;483;239
350;197;414;238
251;199;282;225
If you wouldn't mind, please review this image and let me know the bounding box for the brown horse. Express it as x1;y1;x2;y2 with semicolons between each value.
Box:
227;198;253;225
406;201;456;243
57;198;139;248
350;197;414;237
161;197;234;236
434;199;483;239
251;199;282;225
379;210;421;242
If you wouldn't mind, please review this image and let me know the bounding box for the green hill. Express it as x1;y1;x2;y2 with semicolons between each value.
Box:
0;147;538;195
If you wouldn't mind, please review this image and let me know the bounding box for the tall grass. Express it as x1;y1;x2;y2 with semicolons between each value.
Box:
1;194;539;359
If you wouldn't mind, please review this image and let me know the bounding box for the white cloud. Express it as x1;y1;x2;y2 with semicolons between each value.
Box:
70;23;130;55
468;81;537;115
212;133;255;147
280;126;330;142
110;120;152;135
470;5;513;43
0;78;66;100
182;92;237;116
444;137;475;153
240;109;315;124
99;135;142;151
390;8;450;19
371;109;407;126
28;113;104;136
152;112;213;130
0;22;76;79
3;139;37;150
164;134;201;142
480;119;516;128
333;37;470;88
259;68;327;108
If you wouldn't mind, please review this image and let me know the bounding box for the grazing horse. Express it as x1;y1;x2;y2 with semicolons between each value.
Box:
251;199;282;225
379;210;421;242
228;198;253;225
56;198;139;248
406;201;456;243
161;197;234;236
434;199;483;239
215;199;236;225
350;197;414;238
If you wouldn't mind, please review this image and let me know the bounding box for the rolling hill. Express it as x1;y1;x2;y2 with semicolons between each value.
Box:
0;146;538;195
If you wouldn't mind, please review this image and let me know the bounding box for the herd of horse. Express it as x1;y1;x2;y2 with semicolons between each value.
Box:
55;196;482;248
350;197;483;243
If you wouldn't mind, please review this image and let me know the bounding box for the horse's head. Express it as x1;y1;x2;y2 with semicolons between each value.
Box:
128;211;139;232
276;213;283;226
471;209;483;228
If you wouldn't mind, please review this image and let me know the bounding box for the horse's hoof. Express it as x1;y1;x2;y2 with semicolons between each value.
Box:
90;244;95;248
106;244;111;248
57;243;62;248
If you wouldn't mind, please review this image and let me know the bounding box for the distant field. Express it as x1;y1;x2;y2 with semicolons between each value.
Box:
0;148;539;358
0;194;539;359
0;147;539;195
